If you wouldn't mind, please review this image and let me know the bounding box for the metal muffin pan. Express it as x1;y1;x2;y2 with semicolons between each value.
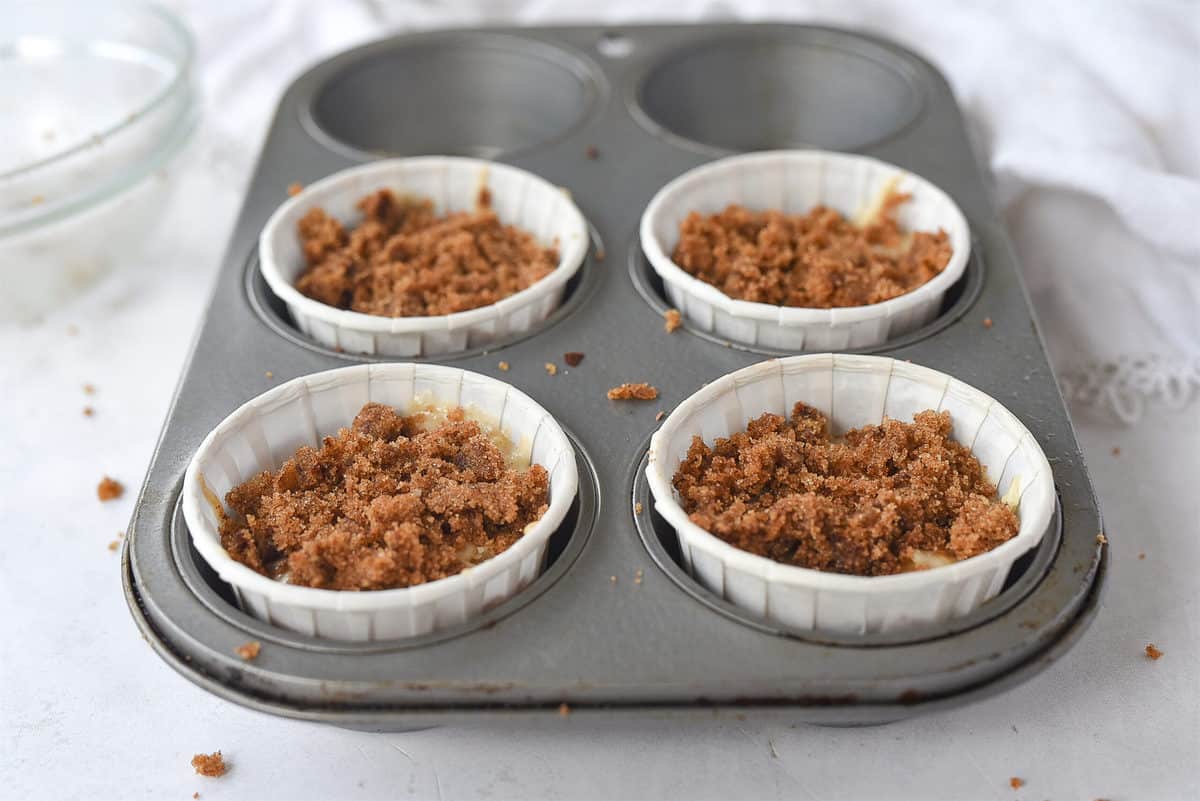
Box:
124;23;1106;727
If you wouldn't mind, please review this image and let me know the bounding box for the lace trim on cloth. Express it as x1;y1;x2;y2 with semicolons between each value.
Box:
1059;354;1200;425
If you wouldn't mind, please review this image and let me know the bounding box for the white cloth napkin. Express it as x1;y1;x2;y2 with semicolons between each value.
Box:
177;0;1200;423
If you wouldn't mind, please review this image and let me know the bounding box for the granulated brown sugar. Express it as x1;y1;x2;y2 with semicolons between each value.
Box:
235;641;261;661
671;404;1019;577
1145;643;1164;660
607;383;658;401
218;403;549;591
564;352;585;367
191;752;226;778
664;308;682;333
294;188;558;317
97;476;124;502
671;191;952;308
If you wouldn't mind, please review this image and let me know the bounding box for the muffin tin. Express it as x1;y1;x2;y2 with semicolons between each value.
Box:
123;23;1106;727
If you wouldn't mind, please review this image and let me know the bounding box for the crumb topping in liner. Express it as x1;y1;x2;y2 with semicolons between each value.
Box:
671;190;952;309
671;403;1018;577
217;403;550;591
295;188;559;317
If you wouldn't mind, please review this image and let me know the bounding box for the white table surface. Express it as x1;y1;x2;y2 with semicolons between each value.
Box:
2;3;1198;800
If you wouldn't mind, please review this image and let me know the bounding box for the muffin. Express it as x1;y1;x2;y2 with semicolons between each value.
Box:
183;363;579;641
260;157;588;356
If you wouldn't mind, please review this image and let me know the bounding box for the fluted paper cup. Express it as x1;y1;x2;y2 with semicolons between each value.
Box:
182;363;579;642
260;157;589;356
645;354;1054;636
640;151;970;350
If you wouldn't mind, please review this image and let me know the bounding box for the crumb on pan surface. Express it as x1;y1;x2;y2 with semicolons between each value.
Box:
1145;643;1163;660
544;362;558;376
191;752;226;778
235;641;261;661
607;383;658;401
564;351;584;367
216;403;549;591
97;476;124;502
295;188;558;317
670;190;951;308
670;404;1019;577
664;308;682;333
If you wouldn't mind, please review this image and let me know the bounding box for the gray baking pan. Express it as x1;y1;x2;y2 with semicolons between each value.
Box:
123;23;1106;728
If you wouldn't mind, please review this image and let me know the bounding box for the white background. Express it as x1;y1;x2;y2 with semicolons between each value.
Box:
2;2;1197;799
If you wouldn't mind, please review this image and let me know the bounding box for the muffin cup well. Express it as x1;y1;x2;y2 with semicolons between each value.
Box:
259;157;589;357
639;150;971;350
182;363;579;642
645;354;1055;636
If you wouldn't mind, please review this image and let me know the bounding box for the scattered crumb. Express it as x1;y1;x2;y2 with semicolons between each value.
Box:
983;317;994;329
594;247;606;262
97;476;124;502
193;793;200;800
1138;552;1145;560
1009;777;1024;790
585;145;599;160
564;352;585;367
1111;446;1120;456
191;752;227;778
610;575;617;584
664;308;682;333
544;362;558;376
1145;643;1163;660
83;406;94;417
31;195;45;205
235;641;262;661
498;361;510;371
265;371;273;379
655;411;665;422
634;569;644;585
1096;532;1108;545
66;324;78;336
107;540;120;551
607;383;658;401
558;702;571;717
287;182;303;196
83;383;96;395
634;502;643;514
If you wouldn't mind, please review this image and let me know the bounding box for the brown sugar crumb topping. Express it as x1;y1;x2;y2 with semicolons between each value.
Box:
191;752;226;778
294;188;558;318
671;190;952;308
607;383;658;401
97;476;124;502
218;403;549;591
664;308;682;333
235;641;261;661
671;404;1019;577
1145;643;1164;660
563;351;585;367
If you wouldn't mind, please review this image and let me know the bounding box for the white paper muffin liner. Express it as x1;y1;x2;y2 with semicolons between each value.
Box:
182;363;579;642
259;157;589;356
645;354;1055;636
639;150;971;350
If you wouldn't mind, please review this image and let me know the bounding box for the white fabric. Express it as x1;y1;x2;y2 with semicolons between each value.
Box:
2;2;1198;799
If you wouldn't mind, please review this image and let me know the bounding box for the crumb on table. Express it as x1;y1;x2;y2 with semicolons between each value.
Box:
558;702;571;717
585;145;599;160
191;752;227;778
609;575;617;584
655;411;665;422
664;308;682;333
544;362;558;376
287;182;303;196
498;361;510;371
265;371;273;379
983;317;993;329
83;383;96;395
235;641;262;661
1008;777;1024;789
564;352;585;367
1145;643;1164;660
634;502;643;514
1138;552;1145;560
607;383;658;401
594;248;606;262
83;406;94;417
107;540;119;551
1111;446;1120;456
1096;532;1108;545
97;476;124;502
